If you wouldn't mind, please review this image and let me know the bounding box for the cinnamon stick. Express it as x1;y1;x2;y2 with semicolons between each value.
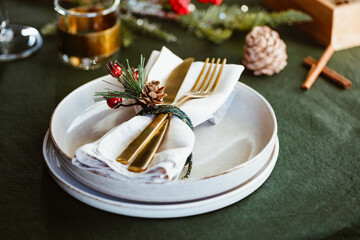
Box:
306;63;316;78
303;56;352;89
302;45;334;90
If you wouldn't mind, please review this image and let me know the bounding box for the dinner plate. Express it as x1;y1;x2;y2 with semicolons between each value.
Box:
43;131;279;218
50;76;277;202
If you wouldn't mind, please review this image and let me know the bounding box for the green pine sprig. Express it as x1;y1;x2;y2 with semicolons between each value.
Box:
40;4;311;46
94;56;146;103
179;5;312;43
120;13;178;46
40;21;57;36
120;24;135;48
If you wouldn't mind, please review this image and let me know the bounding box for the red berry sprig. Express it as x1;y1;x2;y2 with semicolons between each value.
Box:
107;61;122;78
107;97;122;109
96;56;147;110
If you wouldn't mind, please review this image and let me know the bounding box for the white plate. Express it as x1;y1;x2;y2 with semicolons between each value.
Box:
43;131;279;218
50;77;277;202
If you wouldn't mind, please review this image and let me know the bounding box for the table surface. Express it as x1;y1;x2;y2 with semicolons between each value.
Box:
1;0;360;239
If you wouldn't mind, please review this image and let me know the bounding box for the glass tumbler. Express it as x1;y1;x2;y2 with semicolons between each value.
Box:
54;0;120;70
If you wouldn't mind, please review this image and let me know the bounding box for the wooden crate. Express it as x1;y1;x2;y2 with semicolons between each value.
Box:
263;0;360;51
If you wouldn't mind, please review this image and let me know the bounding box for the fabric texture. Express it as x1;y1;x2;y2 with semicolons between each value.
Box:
1;0;360;239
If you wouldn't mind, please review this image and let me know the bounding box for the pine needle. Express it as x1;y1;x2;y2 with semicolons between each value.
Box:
40;21;57;36
121;24;135;48
102;81;124;89
120;13;178;46
97;56;147;102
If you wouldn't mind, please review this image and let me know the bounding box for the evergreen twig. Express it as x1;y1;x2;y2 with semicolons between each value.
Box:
121;24;135;48
120;13;178;45
40;21;56;36
95;56;147;102
40;3;311;46
179;5;312;43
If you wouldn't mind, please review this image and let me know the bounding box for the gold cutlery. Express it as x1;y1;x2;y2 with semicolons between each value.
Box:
128;58;227;172
116;58;194;165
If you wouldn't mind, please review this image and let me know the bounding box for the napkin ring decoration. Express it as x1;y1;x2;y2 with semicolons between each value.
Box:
137;105;194;179
95;56;193;178
95;56;167;109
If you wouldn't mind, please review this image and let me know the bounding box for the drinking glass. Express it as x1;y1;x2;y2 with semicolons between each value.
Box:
54;0;121;70
0;0;43;61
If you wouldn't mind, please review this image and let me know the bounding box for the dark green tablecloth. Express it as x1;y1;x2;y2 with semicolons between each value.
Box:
1;0;360;239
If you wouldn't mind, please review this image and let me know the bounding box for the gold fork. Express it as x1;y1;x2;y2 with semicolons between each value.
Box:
128;58;227;172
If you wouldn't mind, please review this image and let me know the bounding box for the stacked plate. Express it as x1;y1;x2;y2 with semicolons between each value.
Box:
44;76;278;218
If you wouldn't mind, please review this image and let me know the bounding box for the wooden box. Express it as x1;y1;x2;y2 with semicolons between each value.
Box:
263;0;360;51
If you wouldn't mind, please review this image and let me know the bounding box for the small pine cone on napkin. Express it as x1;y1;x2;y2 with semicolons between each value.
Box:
242;26;287;76
140;81;167;107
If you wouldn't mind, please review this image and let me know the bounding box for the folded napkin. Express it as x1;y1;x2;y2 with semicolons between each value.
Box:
73;47;244;182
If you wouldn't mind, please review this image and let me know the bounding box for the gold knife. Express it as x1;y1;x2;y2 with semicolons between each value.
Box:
116;58;194;165
127;118;170;172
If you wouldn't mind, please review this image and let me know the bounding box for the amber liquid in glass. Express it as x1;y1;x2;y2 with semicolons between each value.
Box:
57;7;120;69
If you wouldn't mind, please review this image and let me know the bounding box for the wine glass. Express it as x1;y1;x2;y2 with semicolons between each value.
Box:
0;0;42;61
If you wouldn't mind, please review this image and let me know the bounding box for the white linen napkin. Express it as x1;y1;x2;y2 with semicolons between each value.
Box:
73;47;244;182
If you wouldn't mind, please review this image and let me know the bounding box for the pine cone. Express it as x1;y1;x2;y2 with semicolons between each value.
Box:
139;81;167;107
242;26;287;76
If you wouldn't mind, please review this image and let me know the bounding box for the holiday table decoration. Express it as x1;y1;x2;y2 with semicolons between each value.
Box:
95;56;167;108
45;76;278;206
302;56;352;89
242;26;287;76
140;81;167;107
263;0;358;89
301;44;334;90
70;47;244;182
178;5;311;44
42;1;311;48
47;47;281;210
263;0;360;51
98;57;195;176
107;97;123;109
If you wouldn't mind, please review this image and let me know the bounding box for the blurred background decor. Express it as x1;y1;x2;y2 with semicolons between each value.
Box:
54;0;121;70
0;0;42;61
263;0;360;89
42;0;311;48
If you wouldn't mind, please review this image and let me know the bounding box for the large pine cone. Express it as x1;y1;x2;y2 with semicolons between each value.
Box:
139;81;167;107
243;26;287;76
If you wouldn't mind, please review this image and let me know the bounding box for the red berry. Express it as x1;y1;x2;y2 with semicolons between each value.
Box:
107;97;122;109
107;61;122;78
197;0;223;5
132;68;139;81
170;0;190;15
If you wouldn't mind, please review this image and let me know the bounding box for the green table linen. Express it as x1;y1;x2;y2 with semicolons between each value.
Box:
1;0;359;239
